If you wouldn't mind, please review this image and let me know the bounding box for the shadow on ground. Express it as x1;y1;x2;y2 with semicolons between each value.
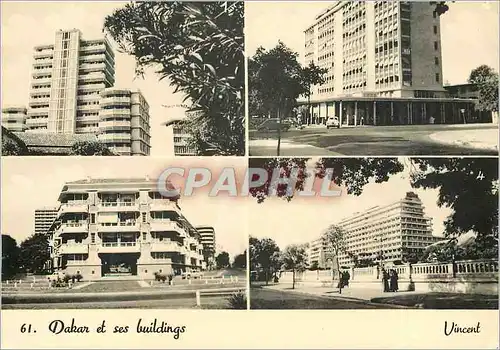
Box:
371;292;499;309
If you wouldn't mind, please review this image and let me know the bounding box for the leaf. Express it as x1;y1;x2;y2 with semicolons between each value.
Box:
190;52;203;63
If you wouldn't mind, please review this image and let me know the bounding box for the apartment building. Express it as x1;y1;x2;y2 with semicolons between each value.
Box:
163;109;201;156
49;177;205;280
2;29;151;155
2;106;28;132
98;88;151;156
303;1;478;126
196;226;216;268
308;192;443;268
34;207;58;236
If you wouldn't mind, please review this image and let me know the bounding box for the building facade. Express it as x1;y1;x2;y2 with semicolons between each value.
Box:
196;226;216;269
1;29;151;155
303;1;478;126
98;88;151;156
49;178;204;280
2;107;28;132
34;207;58;236
308;192;443;268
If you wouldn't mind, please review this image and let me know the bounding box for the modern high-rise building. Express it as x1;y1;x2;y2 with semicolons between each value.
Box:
98;88;151;156
163;109;201;156
307;192;443;268
303;1;479;126
1;106;28;132
34;207;58;236
196;226;216;268
49;177;205;279
1;29;152;155
27;29;115;133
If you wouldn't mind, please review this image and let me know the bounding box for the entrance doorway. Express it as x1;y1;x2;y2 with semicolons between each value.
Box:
100;253;139;277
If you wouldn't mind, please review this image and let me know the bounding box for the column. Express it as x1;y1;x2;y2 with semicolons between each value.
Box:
373;101;377;126
390;101;394;125
423;103;427;123
339;101;343;128
440;103;445;124
354;102;358;126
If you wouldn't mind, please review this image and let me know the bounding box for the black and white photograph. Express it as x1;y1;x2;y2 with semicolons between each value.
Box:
247;1;499;156
1;1;245;157
1;157;247;309
249;157;498;309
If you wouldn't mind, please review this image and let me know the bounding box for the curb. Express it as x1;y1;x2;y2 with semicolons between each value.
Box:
261;287;411;309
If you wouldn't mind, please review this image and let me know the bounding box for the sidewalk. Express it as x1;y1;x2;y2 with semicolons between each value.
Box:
429;128;498;151
262;283;417;307
249;139;340;156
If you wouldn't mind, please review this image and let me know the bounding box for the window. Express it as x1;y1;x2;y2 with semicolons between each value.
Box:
435;73;440;83
435;57;439;65
434;41;438;51
433;25;438;34
91;233;95;243
142;212;147;223
91;214;96;224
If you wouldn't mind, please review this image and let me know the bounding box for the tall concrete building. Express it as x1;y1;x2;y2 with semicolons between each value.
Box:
2;106;28;132
34;207;58;236
196;226;216;268
49;177;204;279
2;29;152;155
307;192;442;268
163;109;201;156
303;1;478;126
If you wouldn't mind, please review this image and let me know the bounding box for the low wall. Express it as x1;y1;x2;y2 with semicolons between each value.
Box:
279;259;498;295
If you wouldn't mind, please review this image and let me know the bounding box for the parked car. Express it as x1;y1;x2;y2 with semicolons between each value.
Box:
47;271;64;281
326;116;340;129
257;118;291;132
181;271;203;279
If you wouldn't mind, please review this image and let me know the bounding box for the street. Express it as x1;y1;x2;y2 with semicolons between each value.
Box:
249;124;499;156
250;287;391;309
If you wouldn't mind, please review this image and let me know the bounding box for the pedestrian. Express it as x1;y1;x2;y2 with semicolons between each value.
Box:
360;116;364;126
388;269;394;292
344;270;350;287
392;270;399;292
382;268;389;292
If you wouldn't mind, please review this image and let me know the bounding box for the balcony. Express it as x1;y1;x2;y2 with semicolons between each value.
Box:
99;109;130;118
98;201;139;212
56;223;89;235
98;222;140;232
59;201;88;214
99;133;131;143
150;200;178;211
149;220;187;236
80;44;106;53
150;241;183;253
99;120;131;130
100;97;131;106
58;244;89;255
99;241;140;253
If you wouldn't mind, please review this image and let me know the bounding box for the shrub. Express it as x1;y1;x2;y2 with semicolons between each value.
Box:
62;275;71;283
75;273;83;282
227;291;247;309
154;272;167;282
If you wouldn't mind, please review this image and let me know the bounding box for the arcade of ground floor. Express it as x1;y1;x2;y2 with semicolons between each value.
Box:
300;99;494;126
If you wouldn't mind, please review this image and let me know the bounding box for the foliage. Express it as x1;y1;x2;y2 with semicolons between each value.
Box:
19;233;50;274
104;1;245;156
301;61;328;123
281;244;308;289
249;236;281;285
70;141;115;156
1;235;20;279
154;272;173;283
227;291;247;309
410;158;498;238
1;127;29;156
467;65;499;112
401;248;425;265
215;251;230;269
322;225;348;292
232;251;246;268
309;261;319;271
430;1;453;16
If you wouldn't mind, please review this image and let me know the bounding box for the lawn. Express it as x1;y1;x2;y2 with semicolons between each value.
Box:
371;293;499;309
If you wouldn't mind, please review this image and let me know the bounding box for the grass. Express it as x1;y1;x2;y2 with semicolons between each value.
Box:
371;292;499;309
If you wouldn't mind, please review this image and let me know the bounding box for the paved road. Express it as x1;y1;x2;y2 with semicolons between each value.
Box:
250;288;390;309
249;124;498;156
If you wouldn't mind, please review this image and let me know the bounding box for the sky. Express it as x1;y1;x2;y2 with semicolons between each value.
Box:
248;157;452;249
245;1;500;85
0;157;248;258
1;1;186;156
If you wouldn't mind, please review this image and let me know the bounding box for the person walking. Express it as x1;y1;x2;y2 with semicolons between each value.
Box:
392;270;399;292
382;268;389;292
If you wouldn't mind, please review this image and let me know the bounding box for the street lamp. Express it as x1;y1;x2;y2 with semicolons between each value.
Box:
460;108;466;124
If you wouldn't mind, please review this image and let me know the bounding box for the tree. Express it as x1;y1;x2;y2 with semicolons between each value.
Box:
301;62;328;125
281;244;308;289
2;127;29;156
468;65;499;112
430;1;454;16
322;225;348;294
401;247;425;265
215;251;230;269
104;2;245;156
70;141;115;156
248;42;306;156
309;261;319;271
2;235;20;279
410;158;498;239
19;233;50;274
233;251;246;269
249;237;281;285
